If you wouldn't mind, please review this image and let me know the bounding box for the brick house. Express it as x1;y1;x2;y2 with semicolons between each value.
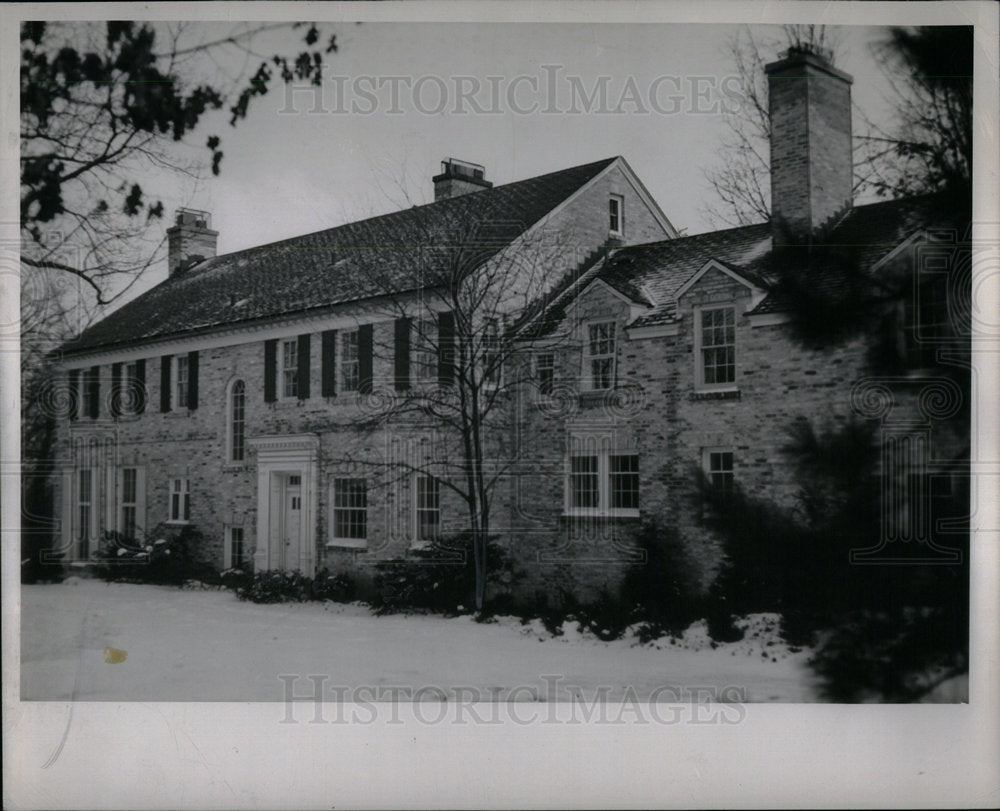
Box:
51;48;969;600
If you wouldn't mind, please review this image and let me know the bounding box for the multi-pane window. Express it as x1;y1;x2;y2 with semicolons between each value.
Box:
415;319;437;383
230;380;246;462
414;475;441;542
121;467;138;539
905;276;950;368
705;450;734;493
333;478;367;540
569;455;600;509
609;195;624;236
229;527;245;568
609;454;640;510
340;330;360;392
537;352;555;395
281;339;298;398
698;307;736;387
586;322;616;390
567;450;640;515
482;318;501;388
175;354;189;408
170;478;190;522
77;469;93;551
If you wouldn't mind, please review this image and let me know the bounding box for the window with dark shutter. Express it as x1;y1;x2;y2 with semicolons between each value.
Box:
297;334;311;400
187;351;199;410
68;369;79;421
358;323;374;394
264;340;277;403
88;365;100;419
160;356;172;413
394;317;411;391
321;330;337;397
111;363;122;418
135;359;146;414
438;311;455;386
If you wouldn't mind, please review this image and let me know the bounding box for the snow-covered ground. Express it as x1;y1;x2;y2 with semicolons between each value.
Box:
20;578;821;702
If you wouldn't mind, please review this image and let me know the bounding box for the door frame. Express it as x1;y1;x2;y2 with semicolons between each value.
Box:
249;434;319;576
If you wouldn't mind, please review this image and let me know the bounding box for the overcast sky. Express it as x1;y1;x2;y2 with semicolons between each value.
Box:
50;20;903;308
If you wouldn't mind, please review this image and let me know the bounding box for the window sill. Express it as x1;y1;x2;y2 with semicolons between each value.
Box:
691;388;740;401
561;510;640;520
165;409;192;418
165;520;190;526
222;462;251;472
326;539;368;550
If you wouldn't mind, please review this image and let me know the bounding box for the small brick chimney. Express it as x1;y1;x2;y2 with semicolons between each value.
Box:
433;158;493;201
167;208;218;276
765;47;854;246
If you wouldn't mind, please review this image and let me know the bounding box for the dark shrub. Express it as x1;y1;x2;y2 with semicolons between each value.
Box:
371;533;518;616
94;524;203;585
311;569;356;603
621;519;705;638
233;569;357;604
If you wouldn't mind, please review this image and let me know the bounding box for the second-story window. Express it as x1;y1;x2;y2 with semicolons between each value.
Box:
341;330;360;392
281;339;298;398
585;321;616;391
174;355;189;408
482;318;501;388
537;352;555;395
697;306;736;388
415;319;437;384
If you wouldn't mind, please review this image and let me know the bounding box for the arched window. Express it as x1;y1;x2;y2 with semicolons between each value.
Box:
229;379;246;462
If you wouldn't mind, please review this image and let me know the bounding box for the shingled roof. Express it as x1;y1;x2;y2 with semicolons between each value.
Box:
61;157;621;355
534;192;960;333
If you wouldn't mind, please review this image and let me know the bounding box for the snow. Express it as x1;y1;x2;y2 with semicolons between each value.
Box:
20;580;820;702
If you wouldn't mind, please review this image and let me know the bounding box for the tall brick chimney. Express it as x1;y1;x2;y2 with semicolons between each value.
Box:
765;47;853;246
433;158;493;201
167;208;218;276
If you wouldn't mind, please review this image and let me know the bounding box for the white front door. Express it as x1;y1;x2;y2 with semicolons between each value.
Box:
281;476;302;570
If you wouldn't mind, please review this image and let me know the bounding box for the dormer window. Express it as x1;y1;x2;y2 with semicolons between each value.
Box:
695;306;736;390
584;321;616;391
609;195;624;237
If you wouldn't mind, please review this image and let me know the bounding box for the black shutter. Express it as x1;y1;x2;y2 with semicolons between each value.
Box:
358;323;374;394
187;351;199;410
438;311;455;386
88;365;100;419
394;317;411;391
68;369;79;421
110;362;122;418
135;359;146;414
321;330;337;397
264;340;277;403
160;356;172;413
297;334;311;400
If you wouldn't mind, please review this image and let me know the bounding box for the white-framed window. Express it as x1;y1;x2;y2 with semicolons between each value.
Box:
80;369;96;419
174;354;189;408
413;474;441;543
280;338;298;399
228;379;246;462
703;448;734;493
584;321;616;391
340;329;360;392
482;318;501;389
537;352;555;395
415;318;437;384
696;306;736;389
225;526;245;569
565;438;639;517
609;194;624;236
331;478;367;543
169;478;190;523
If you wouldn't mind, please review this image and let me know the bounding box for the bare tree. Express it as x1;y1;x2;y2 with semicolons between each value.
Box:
325;198;600;611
